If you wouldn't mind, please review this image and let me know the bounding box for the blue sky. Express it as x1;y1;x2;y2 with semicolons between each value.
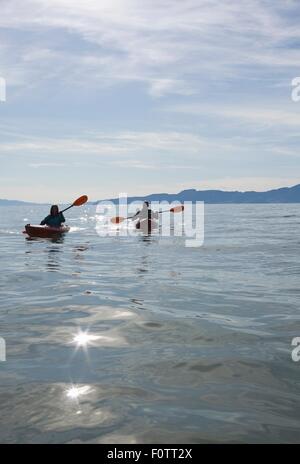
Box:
0;0;300;202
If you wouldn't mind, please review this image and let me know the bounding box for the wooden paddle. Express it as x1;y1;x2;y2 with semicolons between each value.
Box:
111;205;184;224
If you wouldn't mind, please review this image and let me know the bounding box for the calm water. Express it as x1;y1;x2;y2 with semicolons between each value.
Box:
0;204;300;444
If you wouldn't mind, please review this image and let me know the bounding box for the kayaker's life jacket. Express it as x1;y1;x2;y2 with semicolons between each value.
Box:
40;213;66;228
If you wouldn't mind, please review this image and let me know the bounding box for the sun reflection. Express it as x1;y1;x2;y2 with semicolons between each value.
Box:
66;385;91;400
72;330;100;347
66;386;81;399
70;328;124;350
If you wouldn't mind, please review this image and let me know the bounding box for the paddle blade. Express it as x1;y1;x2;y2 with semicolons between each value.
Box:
170;205;184;213
73;195;88;207
111;216;125;224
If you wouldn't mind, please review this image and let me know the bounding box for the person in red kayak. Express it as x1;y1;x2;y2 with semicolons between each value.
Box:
40;205;66;228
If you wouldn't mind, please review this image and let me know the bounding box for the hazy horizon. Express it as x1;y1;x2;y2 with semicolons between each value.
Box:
1;180;300;204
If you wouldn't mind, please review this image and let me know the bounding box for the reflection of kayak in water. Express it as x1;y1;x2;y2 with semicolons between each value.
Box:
24;224;70;238
135;219;158;233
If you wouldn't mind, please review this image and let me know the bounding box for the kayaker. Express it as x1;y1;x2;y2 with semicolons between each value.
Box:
40;205;66;228
132;201;158;223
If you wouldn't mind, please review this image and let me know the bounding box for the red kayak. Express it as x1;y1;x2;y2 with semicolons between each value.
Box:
24;224;70;238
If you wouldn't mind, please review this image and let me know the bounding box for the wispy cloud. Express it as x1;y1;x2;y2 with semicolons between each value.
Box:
1;0;300;97
0;130;216;156
168;103;300;128
29;162;67;168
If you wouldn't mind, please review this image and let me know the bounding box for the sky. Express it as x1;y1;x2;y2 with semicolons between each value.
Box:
0;0;300;202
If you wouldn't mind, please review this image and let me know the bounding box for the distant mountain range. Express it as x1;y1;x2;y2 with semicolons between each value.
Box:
0;199;37;206
1;183;300;205
98;183;300;204
0;199;51;206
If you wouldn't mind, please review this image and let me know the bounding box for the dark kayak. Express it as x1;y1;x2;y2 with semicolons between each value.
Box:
24;224;70;238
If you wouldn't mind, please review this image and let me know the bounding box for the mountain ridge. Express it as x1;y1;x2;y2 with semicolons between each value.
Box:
95;183;300;204
1;184;300;205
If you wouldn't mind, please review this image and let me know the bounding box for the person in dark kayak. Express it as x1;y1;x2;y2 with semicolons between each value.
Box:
40;205;66;228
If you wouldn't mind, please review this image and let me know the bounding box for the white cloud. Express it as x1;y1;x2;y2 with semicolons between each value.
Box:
148;78;194;98
168;103;300;129
0;130;211;156
29;162;67;168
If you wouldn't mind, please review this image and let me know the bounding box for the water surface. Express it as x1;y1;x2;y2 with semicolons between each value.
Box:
0;204;299;443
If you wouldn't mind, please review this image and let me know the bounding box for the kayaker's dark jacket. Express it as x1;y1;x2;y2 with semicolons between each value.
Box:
40;213;65;228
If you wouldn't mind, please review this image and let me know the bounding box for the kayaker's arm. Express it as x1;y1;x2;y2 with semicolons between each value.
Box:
40;215;49;225
60;213;66;223
131;210;141;220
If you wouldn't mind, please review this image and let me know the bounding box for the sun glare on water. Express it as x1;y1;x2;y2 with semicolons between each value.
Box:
66;385;91;400
72;330;100;347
